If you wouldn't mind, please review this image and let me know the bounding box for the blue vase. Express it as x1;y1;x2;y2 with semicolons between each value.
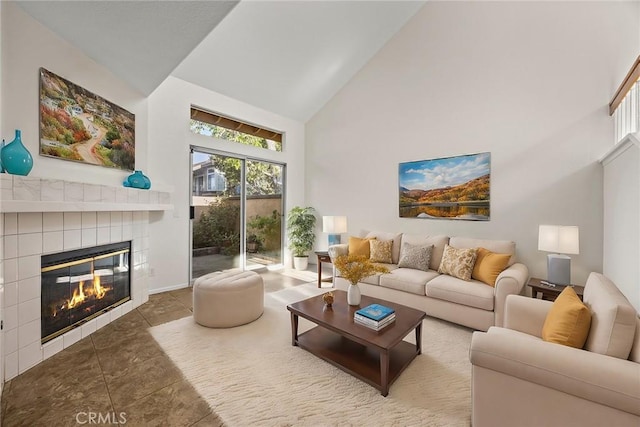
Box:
0;139;5;173
123;170;151;190
1;130;33;176
141;173;151;189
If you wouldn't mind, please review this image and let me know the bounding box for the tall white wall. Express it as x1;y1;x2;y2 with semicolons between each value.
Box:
0;0;4;398
602;136;640;311
147;77;305;292
1;2;148;186
306;1;639;286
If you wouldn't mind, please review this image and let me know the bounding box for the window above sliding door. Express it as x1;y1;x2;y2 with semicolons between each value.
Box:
190;106;283;152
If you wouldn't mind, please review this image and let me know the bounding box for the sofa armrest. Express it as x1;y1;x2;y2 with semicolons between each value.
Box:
470;329;640;416
503;295;552;338
327;244;348;263
493;262;529;327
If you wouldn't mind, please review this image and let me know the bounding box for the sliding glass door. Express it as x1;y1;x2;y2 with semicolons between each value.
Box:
245;159;284;270
190;149;284;282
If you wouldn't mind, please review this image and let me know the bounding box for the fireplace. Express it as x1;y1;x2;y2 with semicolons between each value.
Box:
41;241;131;344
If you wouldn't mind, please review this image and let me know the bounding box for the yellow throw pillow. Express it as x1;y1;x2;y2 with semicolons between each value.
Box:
370;239;393;264
437;245;478;281
348;236;375;258
472;247;511;287
542;287;592;349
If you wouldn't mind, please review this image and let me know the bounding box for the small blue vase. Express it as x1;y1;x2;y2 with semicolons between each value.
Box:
123;170;151;190
0;139;5;173
141;173;151;189
1;130;33;176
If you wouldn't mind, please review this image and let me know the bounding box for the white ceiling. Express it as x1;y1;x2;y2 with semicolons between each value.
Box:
15;0;425;122
16;0;239;95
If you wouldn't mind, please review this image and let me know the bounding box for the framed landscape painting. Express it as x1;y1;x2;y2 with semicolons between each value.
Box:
39;68;135;170
399;152;490;221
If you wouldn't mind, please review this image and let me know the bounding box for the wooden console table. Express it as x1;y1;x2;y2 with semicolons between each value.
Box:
528;277;585;302
315;251;333;288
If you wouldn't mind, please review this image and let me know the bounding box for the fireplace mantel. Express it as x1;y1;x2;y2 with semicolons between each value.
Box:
0;176;157;379
1;175;172;213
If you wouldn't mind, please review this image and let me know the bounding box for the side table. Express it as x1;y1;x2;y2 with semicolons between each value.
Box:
528;277;585;302
315;251;333;288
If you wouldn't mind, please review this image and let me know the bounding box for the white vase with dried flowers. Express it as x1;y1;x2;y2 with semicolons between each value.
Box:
333;254;389;306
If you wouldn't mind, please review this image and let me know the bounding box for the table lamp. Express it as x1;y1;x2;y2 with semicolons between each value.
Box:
538;225;579;285
322;216;347;246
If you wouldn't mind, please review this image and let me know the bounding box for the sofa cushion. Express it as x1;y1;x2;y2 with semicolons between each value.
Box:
401;234;449;271
472;247;511;287
379;268;437;295
449;236;516;266
361;264;398;286
630;317;640;363
438;245;478;281
426;274;494;310
583;272;638;359
364;231;402;264
370;239;393;264
348;236;375;258
397;242;433;271
542;286;592;349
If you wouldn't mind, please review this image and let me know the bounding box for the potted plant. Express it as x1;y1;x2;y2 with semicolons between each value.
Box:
286;206;316;270
246;234;261;253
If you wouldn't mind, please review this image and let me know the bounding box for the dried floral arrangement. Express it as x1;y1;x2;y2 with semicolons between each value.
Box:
333;254;389;285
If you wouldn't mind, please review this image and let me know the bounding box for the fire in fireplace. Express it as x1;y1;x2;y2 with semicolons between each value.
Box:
41;241;131;343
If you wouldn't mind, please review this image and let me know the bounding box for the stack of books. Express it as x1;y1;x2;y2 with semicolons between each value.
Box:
354;304;396;331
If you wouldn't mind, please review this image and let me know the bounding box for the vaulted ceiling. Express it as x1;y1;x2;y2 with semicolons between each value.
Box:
15;1;425;122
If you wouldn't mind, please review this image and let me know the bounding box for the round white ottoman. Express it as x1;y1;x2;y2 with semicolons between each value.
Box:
193;268;264;328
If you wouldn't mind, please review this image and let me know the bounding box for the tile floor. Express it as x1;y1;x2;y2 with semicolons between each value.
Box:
0;268;328;426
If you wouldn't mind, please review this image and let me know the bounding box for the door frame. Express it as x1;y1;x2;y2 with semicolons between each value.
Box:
189;145;286;284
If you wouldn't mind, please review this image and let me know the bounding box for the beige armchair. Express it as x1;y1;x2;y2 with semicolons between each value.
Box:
470;273;640;427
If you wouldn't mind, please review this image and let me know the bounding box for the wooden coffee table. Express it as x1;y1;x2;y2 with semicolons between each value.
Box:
287;290;426;396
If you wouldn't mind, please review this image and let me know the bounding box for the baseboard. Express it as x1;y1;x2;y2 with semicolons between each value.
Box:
149;282;190;295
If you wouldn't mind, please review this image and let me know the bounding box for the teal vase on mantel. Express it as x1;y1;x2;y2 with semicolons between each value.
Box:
1;130;33;176
0;139;5;173
123;170;151;190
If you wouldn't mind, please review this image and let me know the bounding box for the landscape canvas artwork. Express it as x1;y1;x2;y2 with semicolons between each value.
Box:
39;68;135;170
399;152;490;221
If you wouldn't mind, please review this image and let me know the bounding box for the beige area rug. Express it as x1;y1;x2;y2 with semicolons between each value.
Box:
150;284;473;426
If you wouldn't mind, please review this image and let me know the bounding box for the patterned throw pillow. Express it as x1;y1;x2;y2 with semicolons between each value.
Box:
369;239;393;264
437;245;478;281
398;243;433;271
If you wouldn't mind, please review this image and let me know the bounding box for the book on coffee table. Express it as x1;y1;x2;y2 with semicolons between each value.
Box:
355;304;395;321
354;313;396;331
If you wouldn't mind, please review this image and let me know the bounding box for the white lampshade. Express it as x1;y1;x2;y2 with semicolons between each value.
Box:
538;225;579;255
322;216;348;234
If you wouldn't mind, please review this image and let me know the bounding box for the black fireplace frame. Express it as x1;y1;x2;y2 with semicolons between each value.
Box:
41;241;132;344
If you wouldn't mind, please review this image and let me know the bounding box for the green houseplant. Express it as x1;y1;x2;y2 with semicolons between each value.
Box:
286;206;316;270
246;234;261;253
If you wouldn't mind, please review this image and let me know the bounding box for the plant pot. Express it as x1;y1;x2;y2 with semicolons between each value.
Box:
247;242;258;253
293;256;308;271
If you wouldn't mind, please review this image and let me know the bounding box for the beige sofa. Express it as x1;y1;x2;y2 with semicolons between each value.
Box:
470;273;640;427
328;231;529;331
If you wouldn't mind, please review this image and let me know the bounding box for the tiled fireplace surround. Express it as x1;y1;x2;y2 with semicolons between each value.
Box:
0;175;172;380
